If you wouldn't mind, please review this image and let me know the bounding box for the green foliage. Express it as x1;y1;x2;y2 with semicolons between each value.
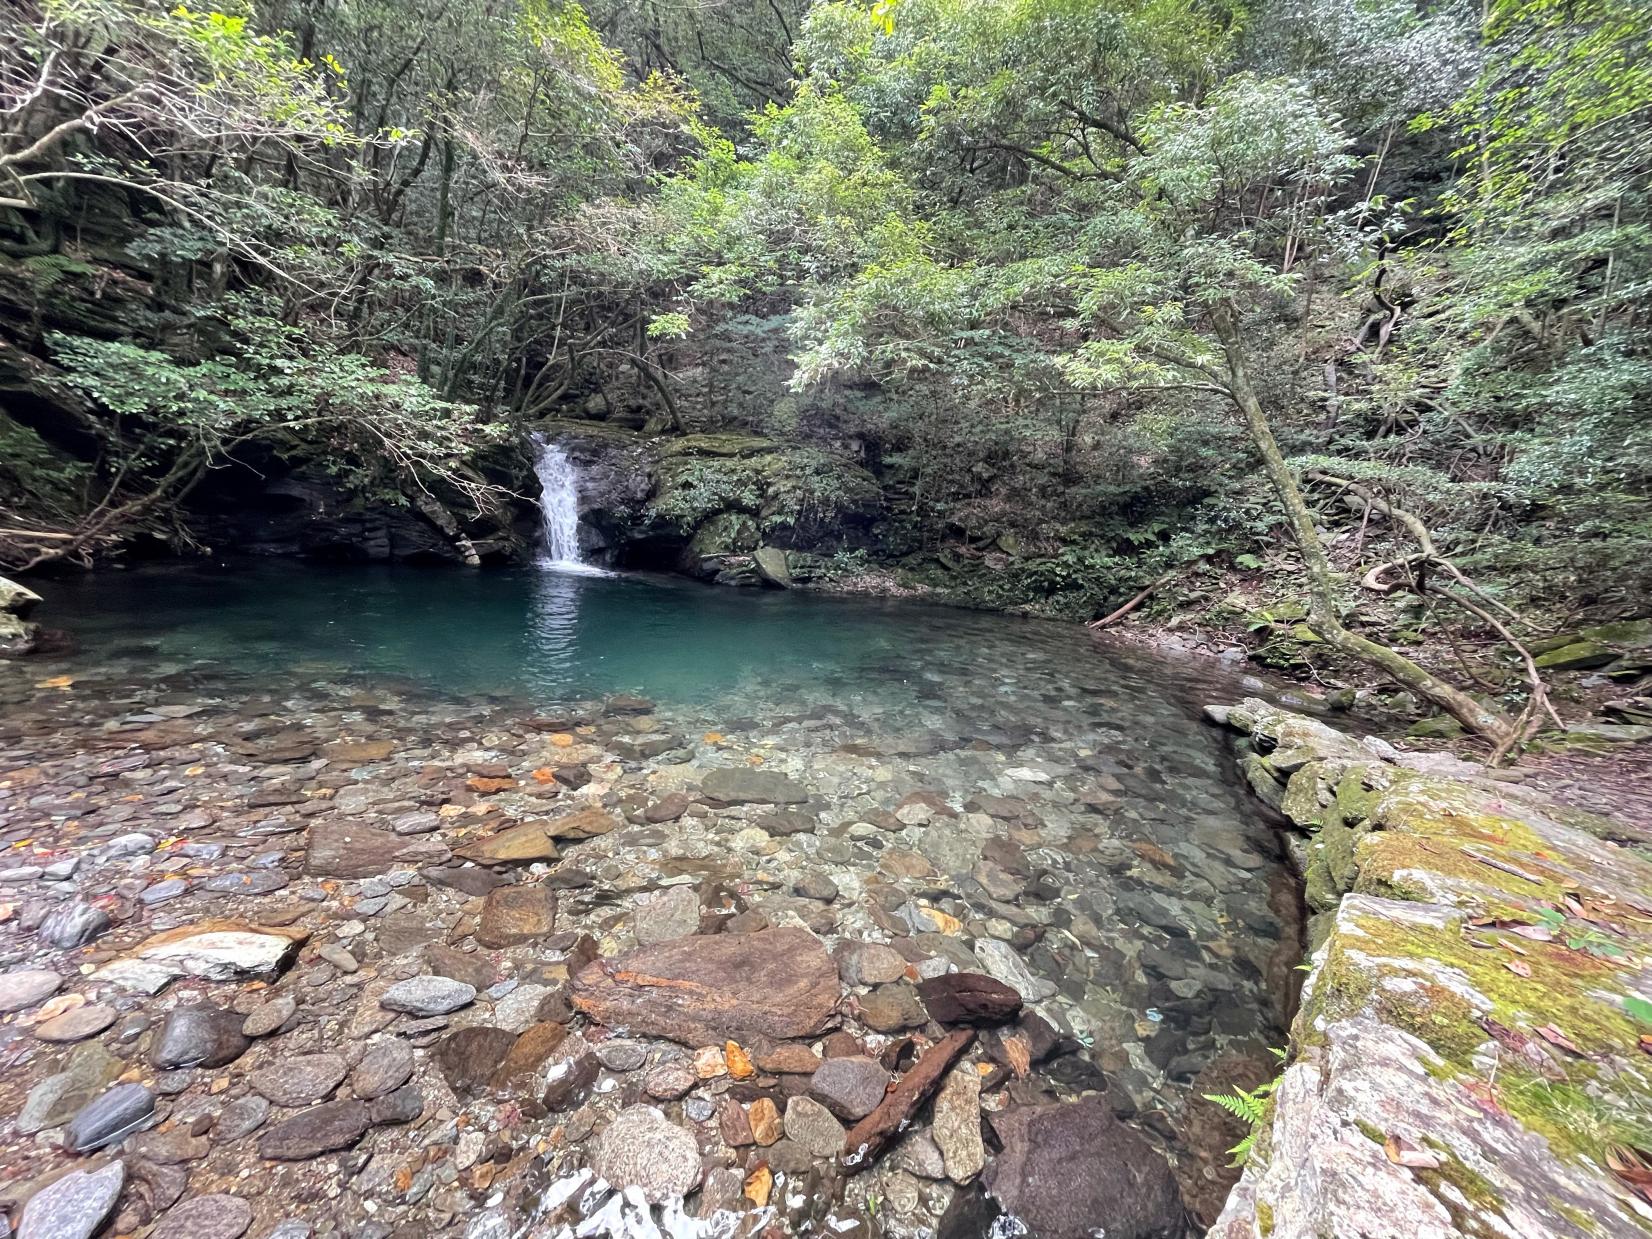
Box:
1203;1074;1280;1165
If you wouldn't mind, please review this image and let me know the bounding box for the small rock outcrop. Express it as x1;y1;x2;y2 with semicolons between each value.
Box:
0;573;42;656
1209;699;1652;1239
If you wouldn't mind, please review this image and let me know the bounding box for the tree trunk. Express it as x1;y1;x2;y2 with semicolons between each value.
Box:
1211;304;1517;746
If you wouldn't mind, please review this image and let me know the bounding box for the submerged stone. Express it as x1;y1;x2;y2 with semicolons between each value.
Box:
588;1105;703;1202
984;1096;1184;1238
571;926;838;1046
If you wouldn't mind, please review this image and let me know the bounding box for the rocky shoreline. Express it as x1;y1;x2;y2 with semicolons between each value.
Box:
1208;700;1652;1238
0;624;1294;1239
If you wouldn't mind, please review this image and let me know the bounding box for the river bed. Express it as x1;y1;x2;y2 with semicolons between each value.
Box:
0;562;1299;1238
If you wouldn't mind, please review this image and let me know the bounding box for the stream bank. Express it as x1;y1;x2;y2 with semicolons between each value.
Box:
0;567;1299;1239
1208;699;1652;1238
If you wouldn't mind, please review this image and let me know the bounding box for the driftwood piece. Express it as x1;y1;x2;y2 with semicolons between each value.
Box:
840;1027;975;1172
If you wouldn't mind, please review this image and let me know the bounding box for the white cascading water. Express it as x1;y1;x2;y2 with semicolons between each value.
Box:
531;435;607;575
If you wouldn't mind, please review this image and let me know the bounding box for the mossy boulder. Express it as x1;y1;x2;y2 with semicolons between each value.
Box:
0;574;42;657
1533;640;1618;671
1405;715;1465;740
753;546;792;588
1209;699;1652;1239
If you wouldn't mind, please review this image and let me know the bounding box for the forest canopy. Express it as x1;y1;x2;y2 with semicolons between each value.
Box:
3;0;1650;744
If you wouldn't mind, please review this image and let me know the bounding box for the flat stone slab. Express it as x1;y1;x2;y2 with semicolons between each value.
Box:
0;968;63;1013
19;1161;124;1239
258;1099;372;1160
570;926;838;1047
304;821;450;878
699;767;809;805
96;920;309;991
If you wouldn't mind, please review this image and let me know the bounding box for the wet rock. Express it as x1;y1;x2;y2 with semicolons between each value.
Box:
643;1062;696;1099
140;878;190;904
366;1083;424;1125
809;1057;888;1121
213;1095;271;1142
351;1037;415;1099
748;1096;784;1145
784;1095;845;1158
632;886;700;944
66;1082;156;1151
258;1099;373;1159
250;1053;347;1106
496;1020;568;1082
541;806;621;840
835;942;907;986
700;767;808;805
380;975;475;1016
0;968;64;1013
595;1038;648;1070
794;874;839;902
893;1129;948;1180
20;1044;124;1135
421;863;509;896
643;792;692;823
435;1026;519;1098
316;944;358;972
453;819;560;865
151;1005;250;1069
541;1045;601;1110
131;1129;210;1164
753;546;792;587
588;1105;703;1203
972;939;1057;1002
475;883;558;948
99;920;308;990
916;972;1022;1026
305;821;449;878
125;1155;189;1221
35;1003;117;1042
932;1064;984;1182
984;1096;1185;1239
718;1097;754;1146
151;1193;253;1239
322;739;395;763
423;943;495;991
19;1161;124;1239
38;901;111;949
759;810;816;836
390;810;440;835
570;926;838;1046
755;1043;823;1074
857;982;926;1033
241;995;297;1037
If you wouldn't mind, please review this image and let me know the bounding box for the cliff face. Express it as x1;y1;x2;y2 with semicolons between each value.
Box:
1207;701;1652;1239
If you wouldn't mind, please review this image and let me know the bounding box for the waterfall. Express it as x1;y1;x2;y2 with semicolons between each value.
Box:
531;435;607;575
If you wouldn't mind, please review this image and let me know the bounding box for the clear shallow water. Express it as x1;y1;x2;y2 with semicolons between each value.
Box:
11;561;1298;1230
34;560;1262;712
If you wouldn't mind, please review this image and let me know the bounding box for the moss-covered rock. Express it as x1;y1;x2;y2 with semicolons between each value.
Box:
1208;700;1652;1239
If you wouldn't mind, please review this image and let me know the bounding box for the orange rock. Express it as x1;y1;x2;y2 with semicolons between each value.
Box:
549;733;576;748
703;732;725;744
1131;840;1178;870
747;1097;783;1146
467;777;516;795
725;1041;755;1080
744;1164;773;1208
531;767;557;783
